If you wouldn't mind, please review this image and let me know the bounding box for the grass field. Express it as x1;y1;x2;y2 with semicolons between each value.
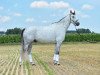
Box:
0;43;100;75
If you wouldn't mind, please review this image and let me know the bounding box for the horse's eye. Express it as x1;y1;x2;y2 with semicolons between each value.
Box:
72;16;74;18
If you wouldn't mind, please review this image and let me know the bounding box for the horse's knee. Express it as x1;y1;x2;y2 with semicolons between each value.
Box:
55;51;59;55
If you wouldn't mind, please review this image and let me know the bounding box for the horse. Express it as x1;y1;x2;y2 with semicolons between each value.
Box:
19;10;80;65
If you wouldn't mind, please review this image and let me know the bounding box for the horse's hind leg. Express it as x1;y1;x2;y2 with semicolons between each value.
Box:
19;53;22;66
19;43;24;66
28;43;35;65
19;40;30;65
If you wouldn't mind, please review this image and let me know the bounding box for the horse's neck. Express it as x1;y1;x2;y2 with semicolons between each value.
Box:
58;15;71;32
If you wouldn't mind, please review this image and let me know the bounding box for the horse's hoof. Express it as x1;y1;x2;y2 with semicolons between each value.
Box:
54;63;60;65
31;62;35;66
19;63;22;67
57;63;60;65
54;63;57;65
54;61;60;65
32;63;36;66
19;64;22;67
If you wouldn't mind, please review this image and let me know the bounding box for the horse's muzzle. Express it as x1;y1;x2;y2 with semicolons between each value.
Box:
75;21;80;26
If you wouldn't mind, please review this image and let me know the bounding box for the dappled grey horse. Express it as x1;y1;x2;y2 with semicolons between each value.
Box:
19;10;80;65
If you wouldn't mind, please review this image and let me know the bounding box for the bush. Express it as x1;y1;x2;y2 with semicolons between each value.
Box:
0;33;100;44
64;33;100;42
0;35;21;44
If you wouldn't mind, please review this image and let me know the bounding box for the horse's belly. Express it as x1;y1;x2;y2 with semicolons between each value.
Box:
36;32;56;43
37;38;55;43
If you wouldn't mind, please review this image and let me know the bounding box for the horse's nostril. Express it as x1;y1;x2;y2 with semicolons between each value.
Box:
76;22;80;26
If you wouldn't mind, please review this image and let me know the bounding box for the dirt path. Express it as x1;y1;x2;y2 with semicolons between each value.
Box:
0;44;100;75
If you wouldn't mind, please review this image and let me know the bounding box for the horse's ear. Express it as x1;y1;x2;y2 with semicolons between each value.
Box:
70;10;72;14
73;11;75;15
70;10;75;15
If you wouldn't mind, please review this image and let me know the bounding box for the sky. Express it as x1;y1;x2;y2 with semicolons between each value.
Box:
0;0;100;33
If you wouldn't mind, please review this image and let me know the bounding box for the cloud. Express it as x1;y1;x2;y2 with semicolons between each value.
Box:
14;13;22;17
0;16;11;23
82;4;94;10
0;6;4;10
30;1;70;9
30;1;49;8
50;1;69;9
26;18;34;23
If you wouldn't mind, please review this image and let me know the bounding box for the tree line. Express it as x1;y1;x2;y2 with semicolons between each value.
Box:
0;28;92;35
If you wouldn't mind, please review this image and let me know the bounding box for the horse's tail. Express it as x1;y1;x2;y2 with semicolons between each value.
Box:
21;29;29;61
21;28;25;39
21;28;25;47
21;29;25;59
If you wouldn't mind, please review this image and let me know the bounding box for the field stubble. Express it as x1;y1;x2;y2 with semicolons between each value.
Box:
0;43;100;75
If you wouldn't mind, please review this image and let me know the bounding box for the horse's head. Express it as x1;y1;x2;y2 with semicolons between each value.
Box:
70;10;80;26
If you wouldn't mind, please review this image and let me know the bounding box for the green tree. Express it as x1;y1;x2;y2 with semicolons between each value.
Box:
6;28;22;35
77;28;91;33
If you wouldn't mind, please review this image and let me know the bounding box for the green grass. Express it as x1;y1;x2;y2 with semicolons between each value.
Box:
33;53;54;75
26;61;31;75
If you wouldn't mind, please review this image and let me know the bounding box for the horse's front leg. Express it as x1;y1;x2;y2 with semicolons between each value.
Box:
19;55;22;66
53;42;62;65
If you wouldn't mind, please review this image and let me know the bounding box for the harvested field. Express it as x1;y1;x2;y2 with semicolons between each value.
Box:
0;43;100;75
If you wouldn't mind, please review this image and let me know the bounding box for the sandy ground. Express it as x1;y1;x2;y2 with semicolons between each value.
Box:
0;43;100;75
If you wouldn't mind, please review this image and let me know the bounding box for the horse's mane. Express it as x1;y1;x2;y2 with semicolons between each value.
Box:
52;15;68;24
